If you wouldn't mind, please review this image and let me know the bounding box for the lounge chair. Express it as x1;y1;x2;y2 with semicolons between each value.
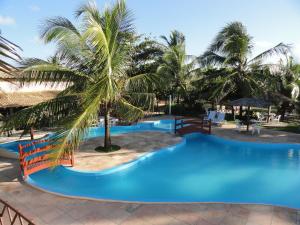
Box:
205;111;216;121
213;112;226;126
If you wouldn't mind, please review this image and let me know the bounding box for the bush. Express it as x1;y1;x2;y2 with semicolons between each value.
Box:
165;103;206;116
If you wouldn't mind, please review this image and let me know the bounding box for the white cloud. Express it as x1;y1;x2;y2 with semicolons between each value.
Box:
29;5;40;12
0;15;15;25
254;40;274;49
31;35;43;45
255;41;300;63
253;40;285;64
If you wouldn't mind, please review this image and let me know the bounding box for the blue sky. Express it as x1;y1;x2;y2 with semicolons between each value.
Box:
1;0;300;61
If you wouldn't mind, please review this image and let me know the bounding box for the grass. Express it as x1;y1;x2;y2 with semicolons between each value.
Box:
264;123;300;134
95;145;121;153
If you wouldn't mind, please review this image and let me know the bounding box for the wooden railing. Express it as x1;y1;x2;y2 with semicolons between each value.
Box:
174;116;212;135
18;138;74;178
0;199;35;225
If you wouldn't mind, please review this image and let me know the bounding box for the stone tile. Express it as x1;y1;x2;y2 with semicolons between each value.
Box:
47;214;85;225
132;205;187;225
163;204;204;224
195;219;213;225
74;131;182;171
87;203;131;224
121;215;151;225
271;207;297;225
228;205;251;218
220;214;248;225
246;211;273;225
1;116;300;225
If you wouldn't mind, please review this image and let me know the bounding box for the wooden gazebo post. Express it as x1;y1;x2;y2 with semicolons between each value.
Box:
246;106;250;132
267;106;271;123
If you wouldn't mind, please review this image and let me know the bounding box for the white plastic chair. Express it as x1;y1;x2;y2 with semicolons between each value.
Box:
206;111;216;121
99;117;105;127
110;118;119;126
272;115;281;123
235;119;243;132
251;122;261;135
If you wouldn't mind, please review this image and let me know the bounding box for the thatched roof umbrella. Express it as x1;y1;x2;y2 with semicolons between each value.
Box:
229;98;272;131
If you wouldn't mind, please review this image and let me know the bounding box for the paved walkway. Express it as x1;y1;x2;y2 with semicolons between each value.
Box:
213;123;300;144
75;132;182;171
1;117;300;224
1;159;300;225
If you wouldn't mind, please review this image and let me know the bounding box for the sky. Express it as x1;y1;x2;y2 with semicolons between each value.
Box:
1;0;300;61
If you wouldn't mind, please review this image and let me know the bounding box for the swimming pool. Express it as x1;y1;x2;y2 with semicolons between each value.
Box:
0;119;175;156
26;132;300;209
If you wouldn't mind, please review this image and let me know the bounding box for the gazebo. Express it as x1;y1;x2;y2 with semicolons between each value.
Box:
229;98;272;131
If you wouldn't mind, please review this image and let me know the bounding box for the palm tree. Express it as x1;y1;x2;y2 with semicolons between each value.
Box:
268;56;300;119
3;0;158;159
199;22;290;103
0;31;21;74
157;30;197;104
128;35;164;77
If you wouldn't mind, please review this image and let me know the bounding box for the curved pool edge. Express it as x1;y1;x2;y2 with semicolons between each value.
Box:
66;134;186;175
0;147;18;159
66;130;300;175
24;179;300;210
23;131;300;210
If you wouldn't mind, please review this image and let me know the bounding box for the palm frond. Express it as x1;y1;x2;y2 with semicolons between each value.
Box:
249;43;291;63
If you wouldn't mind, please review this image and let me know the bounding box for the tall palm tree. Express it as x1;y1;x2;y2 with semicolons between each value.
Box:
199;22;290;103
0;31;21;74
157;30;197;104
3;0;158;159
268;56;300;119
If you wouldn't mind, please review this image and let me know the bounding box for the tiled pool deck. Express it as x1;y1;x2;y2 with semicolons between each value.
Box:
1;117;300;225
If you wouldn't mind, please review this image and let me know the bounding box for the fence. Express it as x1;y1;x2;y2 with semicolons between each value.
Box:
18;138;74;178
0;199;35;225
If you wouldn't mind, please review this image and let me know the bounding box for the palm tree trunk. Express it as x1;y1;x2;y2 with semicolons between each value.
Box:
239;106;243;117
104;109;111;148
211;101;215;110
279;102;289;121
30;127;34;140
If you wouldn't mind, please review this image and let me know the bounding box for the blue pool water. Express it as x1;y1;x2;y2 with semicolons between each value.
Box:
26;132;300;209
0;120;175;155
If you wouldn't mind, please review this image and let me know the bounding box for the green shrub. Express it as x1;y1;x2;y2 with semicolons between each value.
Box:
165;103;206;116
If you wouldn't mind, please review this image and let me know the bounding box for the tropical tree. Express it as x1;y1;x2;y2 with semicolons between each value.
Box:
268;56;300;119
157;30;198;104
0;31;21;74
128;35;164;77
3;0;158;159
199;22;290;104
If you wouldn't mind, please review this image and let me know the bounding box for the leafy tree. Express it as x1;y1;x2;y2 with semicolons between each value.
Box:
199;22;290;104
3;0;158;159
128;35;164;77
268;56;300;119
157;30;198;104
